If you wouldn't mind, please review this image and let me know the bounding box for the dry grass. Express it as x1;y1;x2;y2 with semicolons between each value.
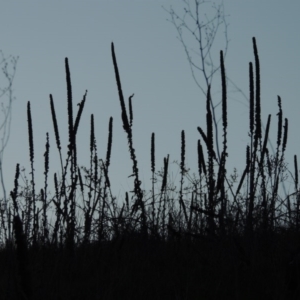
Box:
0;37;299;299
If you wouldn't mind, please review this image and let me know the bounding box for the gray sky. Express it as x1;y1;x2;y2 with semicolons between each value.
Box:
0;0;299;205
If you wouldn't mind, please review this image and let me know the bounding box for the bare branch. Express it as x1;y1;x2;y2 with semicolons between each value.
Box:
0;51;18;207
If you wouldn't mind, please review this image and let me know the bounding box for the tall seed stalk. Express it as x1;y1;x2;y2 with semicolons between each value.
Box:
179;130;188;229
26;101;35;242
111;42;147;236
247;37;262;235
151;132;156;233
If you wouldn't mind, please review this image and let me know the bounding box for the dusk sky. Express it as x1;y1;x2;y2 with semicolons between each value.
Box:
0;0;299;206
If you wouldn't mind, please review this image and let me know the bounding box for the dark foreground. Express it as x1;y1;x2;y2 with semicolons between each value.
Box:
1;229;300;300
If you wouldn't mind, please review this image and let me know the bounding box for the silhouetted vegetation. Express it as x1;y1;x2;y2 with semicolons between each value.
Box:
0;38;299;299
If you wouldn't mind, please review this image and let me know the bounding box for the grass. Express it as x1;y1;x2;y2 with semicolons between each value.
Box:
0;37;299;299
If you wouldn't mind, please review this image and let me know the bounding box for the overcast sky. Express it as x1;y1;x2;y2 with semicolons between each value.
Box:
0;0;299;205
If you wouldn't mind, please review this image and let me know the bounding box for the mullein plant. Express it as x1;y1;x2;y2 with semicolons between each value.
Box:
25;101;35;243
111;43;147;236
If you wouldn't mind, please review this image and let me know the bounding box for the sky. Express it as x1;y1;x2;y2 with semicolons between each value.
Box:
0;0;299;208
